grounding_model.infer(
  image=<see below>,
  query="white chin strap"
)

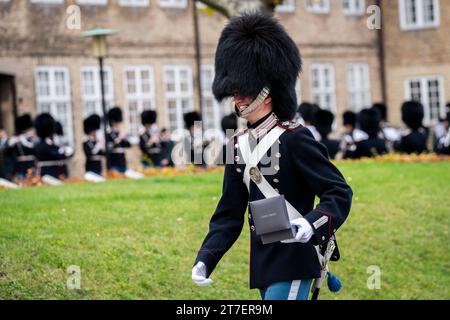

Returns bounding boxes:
[236,87,270,118]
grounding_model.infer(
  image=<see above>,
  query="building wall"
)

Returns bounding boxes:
[381,0,450,126]
[1,0,448,177]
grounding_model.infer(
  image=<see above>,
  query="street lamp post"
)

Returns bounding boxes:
[81,28,118,171]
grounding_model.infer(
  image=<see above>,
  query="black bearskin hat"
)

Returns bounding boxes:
[141,110,157,126]
[108,107,123,125]
[221,113,238,133]
[83,114,101,135]
[401,101,424,131]
[35,113,55,140]
[372,103,387,121]
[358,108,381,138]
[343,111,357,127]
[54,121,64,137]
[212,13,301,121]
[314,110,334,139]
[298,102,320,124]
[184,111,202,129]
[15,114,33,134]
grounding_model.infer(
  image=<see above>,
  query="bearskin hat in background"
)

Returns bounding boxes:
[221,113,238,133]
[372,103,388,122]
[212,13,301,121]
[184,112,202,129]
[141,110,157,126]
[15,114,33,134]
[54,121,64,137]
[314,110,334,139]
[35,113,55,140]
[343,111,357,127]
[83,114,101,135]
[401,101,424,131]
[358,108,381,138]
[298,102,320,124]
[108,107,123,125]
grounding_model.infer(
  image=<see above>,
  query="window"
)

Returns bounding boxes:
[201,65,231,132]
[76,0,108,5]
[30,0,64,3]
[118,0,149,7]
[164,65,194,132]
[123,66,156,141]
[81,66,114,117]
[347,63,371,112]
[399,0,440,30]
[305,0,330,14]
[276,0,295,13]
[35,66,74,146]
[342,0,365,16]
[159,0,187,8]
[310,64,336,113]
[405,76,445,125]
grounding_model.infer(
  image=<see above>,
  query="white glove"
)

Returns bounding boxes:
[192,262,213,287]
[281,218,314,244]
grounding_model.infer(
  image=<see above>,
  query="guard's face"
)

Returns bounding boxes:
[233,94,254,113]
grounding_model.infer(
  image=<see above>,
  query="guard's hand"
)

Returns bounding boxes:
[281,218,314,244]
[192,262,213,287]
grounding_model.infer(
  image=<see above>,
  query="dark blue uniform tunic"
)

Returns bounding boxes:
[195,115,353,289]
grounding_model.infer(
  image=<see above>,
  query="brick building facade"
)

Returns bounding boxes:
[0,0,448,177]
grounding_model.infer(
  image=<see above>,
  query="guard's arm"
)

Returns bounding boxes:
[290,127,353,245]
[194,152,248,278]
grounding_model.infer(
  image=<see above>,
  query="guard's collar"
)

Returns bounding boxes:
[246,112,278,140]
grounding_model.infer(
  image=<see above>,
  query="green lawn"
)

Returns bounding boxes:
[0,162,449,300]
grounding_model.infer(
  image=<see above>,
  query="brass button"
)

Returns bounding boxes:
[248,214,252,219]
[234,156,240,162]
[251,226,255,231]
[235,144,239,149]
[274,165,280,171]
[236,168,242,173]
[273,178,279,183]
[275,152,281,158]
[274,188,279,193]
[322,236,325,241]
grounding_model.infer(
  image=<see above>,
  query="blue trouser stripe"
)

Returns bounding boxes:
[260,279,313,300]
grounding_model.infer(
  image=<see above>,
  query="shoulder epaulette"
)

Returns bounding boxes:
[276,120,302,131]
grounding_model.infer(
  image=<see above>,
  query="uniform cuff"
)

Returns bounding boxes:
[304,209,334,246]
[194,249,219,278]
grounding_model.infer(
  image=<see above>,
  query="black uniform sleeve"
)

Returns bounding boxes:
[194,151,249,277]
[289,127,353,246]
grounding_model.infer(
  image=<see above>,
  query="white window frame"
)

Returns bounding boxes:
[30,0,64,3]
[164,65,194,132]
[118,0,149,7]
[305,0,330,14]
[159,0,187,9]
[35,66,74,146]
[81,66,114,117]
[342,0,365,16]
[76,0,108,5]
[399,0,440,30]
[347,63,371,112]
[404,76,446,126]
[201,64,232,132]
[123,65,156,143]
[276,0,295,13]
[310,64,336,113]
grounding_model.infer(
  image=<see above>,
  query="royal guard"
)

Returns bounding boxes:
[106,107,131,173]
[395,101,429,154]
[10,114,36,179]
[34,113,71,179]
[83,114,104,176]
[314,110,340,159]
[352,108,388,159]
[192,13,353,300]
[139,110,168,168]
